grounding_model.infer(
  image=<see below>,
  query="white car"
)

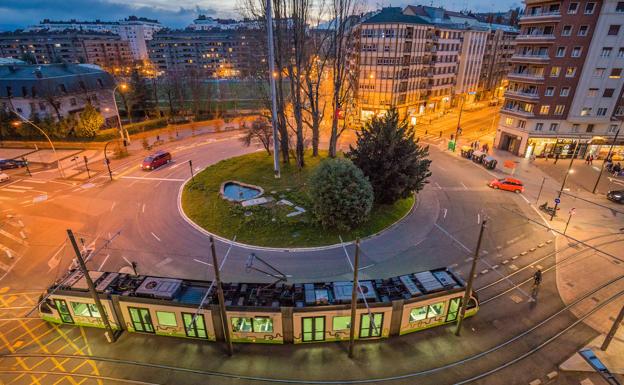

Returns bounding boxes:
[0,173,9,183]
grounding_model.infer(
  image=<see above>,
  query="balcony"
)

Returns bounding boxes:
[510,53,550,63]
[507,72,545,82]
[504,90,540,100]
[501,106,535,118]
[520,11,561,23]
[515,34,556,42]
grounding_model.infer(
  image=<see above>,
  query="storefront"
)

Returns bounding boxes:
[526,137,624,160]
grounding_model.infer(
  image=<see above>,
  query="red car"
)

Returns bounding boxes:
[141,151,171,170]
[488,177,524,193]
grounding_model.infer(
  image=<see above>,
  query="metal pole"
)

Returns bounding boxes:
[564,212,572,235]
[210,236,233,356]
[453,95,465,151]
[22,157,32,177]
[189,160,194,181]
[592,128,620,194]
[455,219,486,336]
[266,0,280,178]
[83,156,91,179]
[104,141,114,181]
[535,176,546,204]
[601,302,624,351]
[67,229,116,343]
[10,107,65,178]
[551,141,579,221]
[112,88,130,145]
[348,239,360,358]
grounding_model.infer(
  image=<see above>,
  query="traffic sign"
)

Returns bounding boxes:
[554,198,561,204]
[569,207,576,215]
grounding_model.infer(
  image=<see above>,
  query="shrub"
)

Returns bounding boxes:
[347,107,432,204]
[308,158,373,231]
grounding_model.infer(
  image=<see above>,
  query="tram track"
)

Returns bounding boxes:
[1,271,623,384]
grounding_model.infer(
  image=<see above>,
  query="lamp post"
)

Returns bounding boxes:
[266,0,281,179]
[10,111,65,179]
[112,83,131,145]
[551,141,579,221]
[453,92,475,151]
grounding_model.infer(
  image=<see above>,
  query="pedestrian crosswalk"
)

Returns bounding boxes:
[0,214,27,278]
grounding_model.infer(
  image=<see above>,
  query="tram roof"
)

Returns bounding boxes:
[51,267,465,309]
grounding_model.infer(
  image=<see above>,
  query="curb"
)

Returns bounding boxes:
[176,167,419,253]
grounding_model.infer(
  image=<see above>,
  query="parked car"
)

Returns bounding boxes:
[606,190,624,204]
[0,173,10,183]
[141,151,172,170]
[0,158,28,170]
[488,177,524,193]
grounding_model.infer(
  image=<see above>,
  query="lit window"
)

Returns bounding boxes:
[231,317,252,332]
[581,107,592,116]
[550,66,561,77]
[253,317,273,332]
[540,105,550,114]
[505,117,514,126]
[70,302,100,318]
[610,68,622,78]
[565,67,577,77]
[156,311,177,327]
[409,306,427,322]
[332,316,351,330]
[554,105,565,115]
[427,302,445,318]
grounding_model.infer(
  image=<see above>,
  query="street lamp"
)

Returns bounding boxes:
[9,112,65,179]
[112,83,131,145]
[453,92,476,151]
[551,141,579,220]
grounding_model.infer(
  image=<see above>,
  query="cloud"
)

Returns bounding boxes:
[0,0,231,31]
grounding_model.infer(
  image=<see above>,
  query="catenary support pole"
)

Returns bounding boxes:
[592,128,620,194]
[266,0,280,178]
[551,141,579,220]
[67,229,116,343]
[535,176,546,204]
[601,302,624,351]
[348,239,360,358]
[455,219,486,336]
[210,236,233,356]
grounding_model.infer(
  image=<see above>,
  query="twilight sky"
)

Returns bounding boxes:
[0,0,521,31]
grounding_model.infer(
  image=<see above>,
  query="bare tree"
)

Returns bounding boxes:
[240,117,273,154]
[328,0,357,157]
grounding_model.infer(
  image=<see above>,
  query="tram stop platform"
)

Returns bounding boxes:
[560,331,624,375]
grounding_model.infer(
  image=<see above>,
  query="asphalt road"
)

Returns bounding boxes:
[0,106,622,385]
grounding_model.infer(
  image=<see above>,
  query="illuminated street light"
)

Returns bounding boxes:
[112,83,131,145]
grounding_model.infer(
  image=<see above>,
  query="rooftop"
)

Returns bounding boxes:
[362,7,431,25]
[51,267,465,309]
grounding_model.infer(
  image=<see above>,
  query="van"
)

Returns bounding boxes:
[141,151,171,170]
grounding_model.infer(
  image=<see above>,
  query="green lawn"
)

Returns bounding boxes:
[181,151,414,247]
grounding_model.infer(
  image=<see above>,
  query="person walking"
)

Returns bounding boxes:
[586,154,591,165]
[533,269,542,287]
[589,154,594,165]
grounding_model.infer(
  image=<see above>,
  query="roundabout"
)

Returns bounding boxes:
[180,151,415,248]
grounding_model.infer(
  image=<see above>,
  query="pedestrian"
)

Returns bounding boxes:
[554,153,560,164]
[533,269,542,286]
[439,130,442,138]
[545,153,549,162]
[585,154,591,165]
[589,154,594,165]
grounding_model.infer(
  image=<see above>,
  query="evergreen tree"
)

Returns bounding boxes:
[76,104,104,138]
[347,107,432,204]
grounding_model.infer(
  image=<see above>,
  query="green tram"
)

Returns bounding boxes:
[39,267,479,344]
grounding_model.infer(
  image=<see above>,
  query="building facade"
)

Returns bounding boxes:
[0,31,133,69]
[479,26,518,99]
[188,15,255,31]
[0,63,118,125]
[28,17,163,61]
[147,29,256,77]
[495,0,624,159]
[350,6,496,121]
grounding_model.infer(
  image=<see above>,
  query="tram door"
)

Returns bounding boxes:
[128,307,154,333]
[446,297,461,322]
[359,313,383,338]
[302,316,325,342]
[54,299,74,324]
[182,313,208,339]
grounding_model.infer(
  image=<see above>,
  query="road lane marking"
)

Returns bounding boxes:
[155,257,172,268]
[477,213,481,224]
[47,244,66,271]
[9,185,34,190]
[434,182,442,190]
[1,189,26,193]
[151,232,161,242]
[20,179,46,184]
[0,229,26,245]
[98,254,110,271]
[110,202,116,212]
[460,182,468,190]
[120,176,185,182]
[443,208,448,219]
[142,204,146,213]
[193,258,212,266]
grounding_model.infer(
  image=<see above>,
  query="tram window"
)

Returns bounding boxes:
[253,317,273,333]
[427,302,444,318]
[156,311,177,327]
[70,302,101,318]
[333,316,351,331]
[231,317,253,332]
[409,306,427,322]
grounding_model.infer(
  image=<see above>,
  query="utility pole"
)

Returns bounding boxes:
[535,176,546,204]
[551,141,579,221]
[210,236,233,356]
[266,0,280,179]
[453,95,466,151]
[601,302,624,351]
[563,208,575,235]
[22,157,31,177]
[189,159,194,182]
[348,239,360,358]
[67,229,116,343]
[592,128,620,194]
[455,219,486,336]
[83,156,91,179]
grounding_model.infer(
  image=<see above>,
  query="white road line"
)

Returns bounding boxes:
[1,189,26,193]
[435,182,442,190]
[151,232,161,242]
[0,197,13,201]
[120,176,185,182]
[193,258,212,266]
[434,223,471,253]
[460,182,468,190]
[98,254,110,271]
[359,264,374,270]
[155,257,172,268]
[443,208,448,219]
[9,185,34,190]
[0,229,26,245]
[477,213,481,224]
[519,193,530,204]
[123,256,133,266]
[110,202,116,212]
[20,179,46,184]
[20,200,30,204]
[142,204,146,213]
[47,243,66,270]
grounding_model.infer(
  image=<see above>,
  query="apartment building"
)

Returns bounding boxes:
[351,6,493,121]
[0,31,133,69]
[0,63,118,125]
[188,15,255,31]
[495,0,624,159]
[147,29,256,78]
[28,17,163,61]
[479,26,518,99]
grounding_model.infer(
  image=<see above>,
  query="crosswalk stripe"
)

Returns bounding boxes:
[0,229,26,245]
[0,243,16,259]
[1,189,26,193]
[19,180,46,184]
[8,185,34,190]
